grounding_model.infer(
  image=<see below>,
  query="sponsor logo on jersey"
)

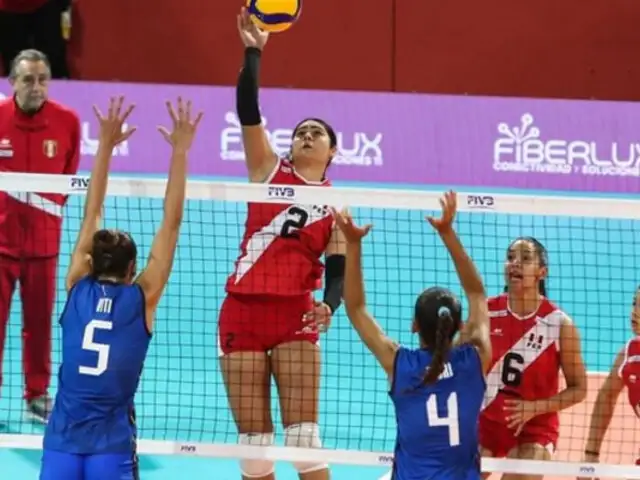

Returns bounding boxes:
[220,112,384,167]
[494,113,640,178]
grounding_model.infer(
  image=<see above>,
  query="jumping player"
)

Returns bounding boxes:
[335,191,491,480]
[581,286,640,468]
[217,8,346,480]
[39,96,203,480]
[479,237,587,479]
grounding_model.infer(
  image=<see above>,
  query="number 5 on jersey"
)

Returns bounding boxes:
[426,392,460,446]
[79,319,113,376]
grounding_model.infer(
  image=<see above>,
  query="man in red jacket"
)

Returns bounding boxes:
[0,49,80,423]
[0,0,70,78]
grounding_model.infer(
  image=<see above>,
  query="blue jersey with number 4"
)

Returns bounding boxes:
[44,276,151,455]
[389,343,485,480]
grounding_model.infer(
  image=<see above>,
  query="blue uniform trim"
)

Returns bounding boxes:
[134,282,152,338]
[389,348,401,395]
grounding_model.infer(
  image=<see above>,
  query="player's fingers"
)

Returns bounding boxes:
[120,103,135,124]
[92,105,104,121]
[165,100,178,124]
[114,95,125,118]
[362,224,373,235]
[120,127,137,142]
[185,99,192,122]
[156,126,171,142]
[193,111,204,130]
[107,97,116,119]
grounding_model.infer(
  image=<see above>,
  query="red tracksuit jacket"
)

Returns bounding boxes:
[0,97,81,258]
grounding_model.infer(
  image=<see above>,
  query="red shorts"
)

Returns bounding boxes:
[217,293,318,355]
[479,391,559,458]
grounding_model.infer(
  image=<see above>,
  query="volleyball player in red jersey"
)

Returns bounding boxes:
[478,237,587,479]
[581,287,640,468]
[217,8,346,480]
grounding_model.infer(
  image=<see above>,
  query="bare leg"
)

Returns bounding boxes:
[500,444,551,480]
[221,351,275,480]
[271,340,327,480]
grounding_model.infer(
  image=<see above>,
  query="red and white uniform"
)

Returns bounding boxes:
[618,337,640,418]
[218,159,334,355]
[479,294,568,457]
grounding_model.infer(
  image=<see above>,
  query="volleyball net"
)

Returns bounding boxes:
[0,172,639,479]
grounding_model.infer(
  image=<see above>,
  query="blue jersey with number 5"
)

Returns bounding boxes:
[44,276,151,454]
[389,344,485,480]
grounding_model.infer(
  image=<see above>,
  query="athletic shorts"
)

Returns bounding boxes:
[479,391,558,458]
[218,293,318,355]
[40,450,138,480]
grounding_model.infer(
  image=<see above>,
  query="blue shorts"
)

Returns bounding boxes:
[40,450,138,480]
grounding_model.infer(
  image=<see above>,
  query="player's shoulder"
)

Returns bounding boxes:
[536,297,571,326]
[44,99,80,126]
[487,293,509,316]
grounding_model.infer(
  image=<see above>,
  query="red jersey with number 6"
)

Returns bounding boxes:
[618,337,640,418]
[225,158,334,297]
[480,294,566,425]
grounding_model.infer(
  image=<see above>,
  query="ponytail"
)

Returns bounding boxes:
[422,307,454,385]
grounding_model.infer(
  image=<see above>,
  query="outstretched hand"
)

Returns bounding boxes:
[330,208,372,244]
[237,6,269,50]
[426,190,457,233]
[157,97,204,151]
[92,96,136,147]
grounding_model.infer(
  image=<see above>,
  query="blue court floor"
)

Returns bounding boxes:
[0,182,637,478]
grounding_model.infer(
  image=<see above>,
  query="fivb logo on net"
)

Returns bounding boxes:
[493,113,640,177]
[0,90,129,158]
[220,112,384,167]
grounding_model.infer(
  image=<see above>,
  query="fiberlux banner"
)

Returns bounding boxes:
[0,80,638,194]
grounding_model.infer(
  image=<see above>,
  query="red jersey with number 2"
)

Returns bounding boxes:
[618,337,640,418]
[481,294,565,425]
[225,158,334,297]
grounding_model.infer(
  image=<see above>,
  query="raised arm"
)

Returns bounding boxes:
[65,97,136,292]
[136,98,203,329]
[427,191,491,372]
[582,348,625,465]
[236,8,277,182]
[332,209,398,375]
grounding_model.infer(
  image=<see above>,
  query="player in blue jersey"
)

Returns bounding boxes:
[332,191,492,480]
[39,95,203,480]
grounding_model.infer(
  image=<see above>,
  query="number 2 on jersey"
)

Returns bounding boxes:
[426,392,460,446]
[280,206,309,238]
[79,319,112,376]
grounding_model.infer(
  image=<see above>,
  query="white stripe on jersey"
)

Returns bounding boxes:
[233,204,330,284]
[483,310,566,410]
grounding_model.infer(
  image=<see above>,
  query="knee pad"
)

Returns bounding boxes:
[284,422,327,474]
[239,432,275,478]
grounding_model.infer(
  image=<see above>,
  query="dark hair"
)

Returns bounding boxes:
[503,236,548,296]
[90,229,137,280]
[414,287,463,385]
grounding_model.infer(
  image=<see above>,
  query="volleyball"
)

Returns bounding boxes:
[246,0,302,33]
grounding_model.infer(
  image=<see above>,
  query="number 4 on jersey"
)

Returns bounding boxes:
[426,392,460,446]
